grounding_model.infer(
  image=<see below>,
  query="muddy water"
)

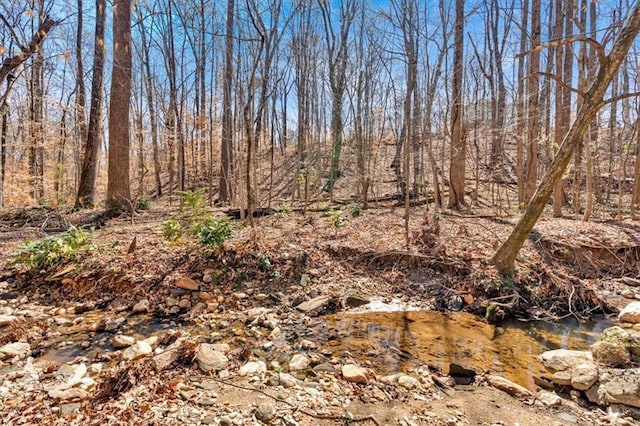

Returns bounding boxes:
[310,311,611,389]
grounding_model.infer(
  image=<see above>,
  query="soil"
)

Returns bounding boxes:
[1,201,639,425]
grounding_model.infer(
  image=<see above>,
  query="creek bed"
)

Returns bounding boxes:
[308,310,612,389]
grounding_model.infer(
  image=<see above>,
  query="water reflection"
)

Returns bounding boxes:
[311,311,609,389]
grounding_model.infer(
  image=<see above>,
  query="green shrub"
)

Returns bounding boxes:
[136,197,151,210]
[328,208,347,229]
[195,217,232,247]
[15,226,91,271]
[163,189,233,249]
[162,218,184,242]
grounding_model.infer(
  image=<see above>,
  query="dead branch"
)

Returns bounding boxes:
[516,36,606,65]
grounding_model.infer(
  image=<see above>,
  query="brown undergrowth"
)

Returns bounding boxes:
[0,202,634,323]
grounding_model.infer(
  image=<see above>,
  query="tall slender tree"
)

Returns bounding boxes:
[75,0,106,208]
[106,0,133,212]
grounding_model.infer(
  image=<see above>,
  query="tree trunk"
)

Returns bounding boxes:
[524,0,541,203]
[448,0,466,209]
[106,0,132,212]
[492,1,640,275]
[75,0,106,208]
[219,0,235,203]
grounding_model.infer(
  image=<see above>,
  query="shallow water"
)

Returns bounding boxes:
[310,310,611,389]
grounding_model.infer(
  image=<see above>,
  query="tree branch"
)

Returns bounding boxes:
[0,14,59,85]
[517,36,606,65]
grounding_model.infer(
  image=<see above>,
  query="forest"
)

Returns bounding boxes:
[1,0,640,425]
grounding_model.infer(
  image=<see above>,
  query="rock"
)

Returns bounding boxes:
[397,374,421,390]
[342,364,371,384]
[591,327,634,367]
[142,336,159,349]
[112,334,136,348]
[296,295,331,313]
[379,373,402,384]
[551,371,572,386]
[178,299,191,309]
[67,363,87,386]
[446,295,464,311]
[288,354,310,371]
[60,403,82,415]
[255,293,268,301]
[0,342,30,360]
[53,317,71,326]
[619,302,640,324]
[176,276,199,291]
[195,344,228,372]
[255,402,276,423]
[0,314,17,326]
[487,375,533,398]
[132,299,150,313]
[346,295,370,308]
[537,390,563,407]
[202,274,213,284]
[571,362,599,391]
[210,343,231,353]
[48,386,89,401]
[199,291,214,301]
[153,350,178,371]
[88,363,103,374]
[218,417,232,426]
[121,341,152,361]
[278,373,298,388]
[238,360,267,376]
[597,368,640,408]
[540,349,592,372]
[104,317,126,331]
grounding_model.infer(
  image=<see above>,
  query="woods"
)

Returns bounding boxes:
[1,0,640,266]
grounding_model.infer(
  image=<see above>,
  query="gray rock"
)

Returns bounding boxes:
[238,360,266,376]
[446,295,464,311]
[570,362,599,391]
[540,349,592,372]
[296,295,331,313]
[120,341,153,361]
[619,302,640,324]
[48,386,89,401]
[66,363,87,386]
[278,373,298,388]
[397,374,421,390]
[551,371,572,386]
[597,368,640,408]
[255,403,276,423]
[0,341,30,360]
[486,374,533,398]
[195,344,228,372]
[342,364,371,384]
[153,350,178,371]
[288,353,310,371]
[112,334,135,348]
[537,390,563,407]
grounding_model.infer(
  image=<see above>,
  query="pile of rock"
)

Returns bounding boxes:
[540,320,640,409]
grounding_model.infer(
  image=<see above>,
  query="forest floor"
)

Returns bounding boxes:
[1,199,640,425]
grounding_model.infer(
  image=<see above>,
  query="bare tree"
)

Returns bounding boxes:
[448,0,466,209]
[76,0,106,208]
[492,1,640,275]
[106,0,133,212]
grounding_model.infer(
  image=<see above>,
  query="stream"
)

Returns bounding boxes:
[310,309,611,389]
[29,302,612,391]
